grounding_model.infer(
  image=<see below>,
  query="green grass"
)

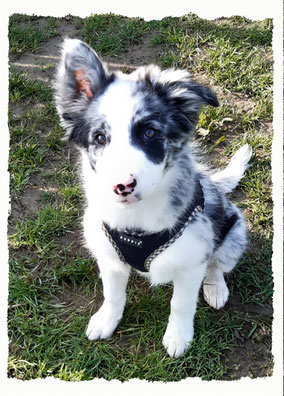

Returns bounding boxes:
[10,258,269,381]
[76,13,150,56]
[231,238,273,306]
[9,73,53,104]
[8,13,273,382]
[9,140,46,194]
[156,15,273,113]
[9,72,63,194]
[199,39,272,97]
[9,14,57,53]
[10,203,80,255]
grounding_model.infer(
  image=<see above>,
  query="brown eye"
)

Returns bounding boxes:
[144,129,156,139]
[95,133,106,145]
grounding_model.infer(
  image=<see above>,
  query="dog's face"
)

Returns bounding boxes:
[55,39,218,206]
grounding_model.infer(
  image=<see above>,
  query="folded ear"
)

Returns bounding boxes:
[187,82,219,108]
[141,65,218,107]
[54,38,110,135]
[133,65,218,136]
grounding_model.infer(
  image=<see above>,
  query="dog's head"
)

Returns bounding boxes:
[54,39,218,206]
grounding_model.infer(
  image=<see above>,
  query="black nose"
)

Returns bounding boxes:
[117,184,125,192]
[113,177,137,195]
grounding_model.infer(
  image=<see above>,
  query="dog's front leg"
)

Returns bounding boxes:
[86,263,130,341]
[162,265,206,357]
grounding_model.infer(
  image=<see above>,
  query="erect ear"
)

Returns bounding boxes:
[74,69,94,98]
[54,38,110,134]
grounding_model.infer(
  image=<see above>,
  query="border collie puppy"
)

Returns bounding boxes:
[54,38,252,358]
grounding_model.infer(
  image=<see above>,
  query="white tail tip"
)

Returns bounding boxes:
[211,144,252,193]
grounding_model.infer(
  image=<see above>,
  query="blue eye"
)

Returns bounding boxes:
[95,133,106,145]
[144,129,157,139]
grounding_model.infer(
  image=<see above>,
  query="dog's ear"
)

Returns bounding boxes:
[54,38,110,135]
[137,65,218,109]
[133,66,218,137]
[185,82,219,108]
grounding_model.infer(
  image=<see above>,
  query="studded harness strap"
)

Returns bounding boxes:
[101,180,205,272]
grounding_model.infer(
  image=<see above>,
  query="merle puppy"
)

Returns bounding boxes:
[54,39,252,357]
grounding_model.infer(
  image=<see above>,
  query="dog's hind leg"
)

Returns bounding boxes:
[203,263,229,309]
[203,213,247,309]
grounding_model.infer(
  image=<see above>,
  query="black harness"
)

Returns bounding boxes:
[102,180,240,272]
[102,181,205,272]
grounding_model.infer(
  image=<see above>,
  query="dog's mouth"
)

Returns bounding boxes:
[115,194,140,205]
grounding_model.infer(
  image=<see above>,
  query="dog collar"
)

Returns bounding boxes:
[102,180,204,272]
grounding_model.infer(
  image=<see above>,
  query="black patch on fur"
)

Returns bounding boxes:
[168,156,194,210]
[62,112,73,121]
[219,213,239,242]
[130,119,166,164]
[69,116,91,148]
[188,83,219,107]
[134,83,192,145]
[206,198,225,231]
[204,184,240,248]
[131,77,218,166]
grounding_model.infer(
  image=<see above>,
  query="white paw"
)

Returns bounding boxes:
[203,276,229,309]
[86,305,122,341]
[162,323,193,358]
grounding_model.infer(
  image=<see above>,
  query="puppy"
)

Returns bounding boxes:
[54,38,252,358]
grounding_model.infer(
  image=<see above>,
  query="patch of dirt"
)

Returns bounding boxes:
[222,338,273,380]
[10,20,163,86]
[8,172,42,229]
[194,72,257,112]
[9,18,81,83]
[9,170,51,223]
[51,284,103,321]
[227,293,273,317]
[20,182,44,212]
[9,141,79,220]
[9,102,27,120]
[104,32,163,72]
[55,229,89,258]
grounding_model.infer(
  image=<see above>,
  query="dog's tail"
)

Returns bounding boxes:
[210,144,252,193]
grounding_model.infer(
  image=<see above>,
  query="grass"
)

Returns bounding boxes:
[9,14,57,53]
[157,15,273,117]
[9,72,63,194]
[9,258,267,381]
[10,203,80,256]
[8,13,273,381]
[75,13,150,56]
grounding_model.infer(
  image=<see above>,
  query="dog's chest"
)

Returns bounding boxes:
[101,181,205,272]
